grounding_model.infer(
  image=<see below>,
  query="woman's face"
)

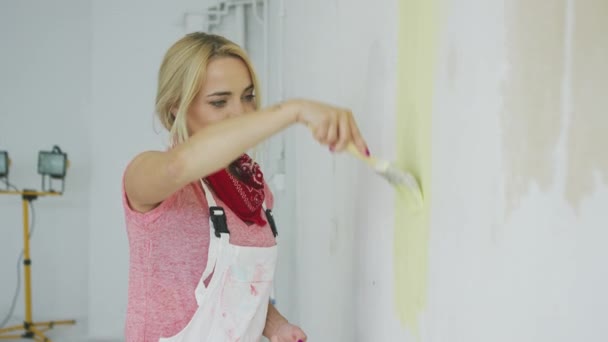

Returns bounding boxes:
[187,56,256,135]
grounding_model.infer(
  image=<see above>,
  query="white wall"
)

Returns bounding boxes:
[280,0,401,341]
[284,0,608,341]
[424,1,608,341]
[0,1,92,339]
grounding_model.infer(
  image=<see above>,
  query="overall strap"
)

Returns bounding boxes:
[201,179,229,237]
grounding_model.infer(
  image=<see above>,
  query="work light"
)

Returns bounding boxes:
[38,145,68,192]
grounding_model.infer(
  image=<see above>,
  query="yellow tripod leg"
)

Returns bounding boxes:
[0,191,76,341]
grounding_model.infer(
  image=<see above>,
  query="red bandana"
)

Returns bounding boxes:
[204,154,266,226]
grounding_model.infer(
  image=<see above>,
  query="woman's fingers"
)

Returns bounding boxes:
[349,116,368,156]
[334,110,351,152]
[314,125,326,143]
[325,113,339,148]
[296,329,308,341]
[315,109,366,155]
[294,100,367,153]
[313,115,328,143]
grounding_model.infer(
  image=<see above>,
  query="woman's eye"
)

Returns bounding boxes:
[210,100,227,108]
[244,94,256,102]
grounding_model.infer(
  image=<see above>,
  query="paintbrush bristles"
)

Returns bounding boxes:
[346,143,423,206]
[376,163,424,206]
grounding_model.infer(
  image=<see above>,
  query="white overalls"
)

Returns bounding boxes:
[160,180,278,342]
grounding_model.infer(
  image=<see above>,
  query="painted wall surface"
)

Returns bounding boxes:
[286,0,608,341]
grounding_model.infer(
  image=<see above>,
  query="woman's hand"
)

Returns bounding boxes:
[285,99,369,155]
[269,322,307,342]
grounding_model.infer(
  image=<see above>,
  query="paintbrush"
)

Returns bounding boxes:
[346,143,423,206]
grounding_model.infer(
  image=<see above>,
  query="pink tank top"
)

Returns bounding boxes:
[122,172,276,342]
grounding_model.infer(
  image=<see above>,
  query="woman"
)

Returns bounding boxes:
[122,32,369,342]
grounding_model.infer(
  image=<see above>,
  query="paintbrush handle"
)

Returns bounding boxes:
[305,124,378,167]
[346,143,378,167]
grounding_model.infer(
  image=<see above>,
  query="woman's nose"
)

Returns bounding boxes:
[227,101,246,118]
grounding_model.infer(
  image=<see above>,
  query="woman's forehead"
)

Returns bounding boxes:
[203,57,252,91]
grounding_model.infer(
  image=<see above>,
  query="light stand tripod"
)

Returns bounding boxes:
[0,189,76,341]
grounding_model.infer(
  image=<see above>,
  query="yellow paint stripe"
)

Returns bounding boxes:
[394,0,440,334]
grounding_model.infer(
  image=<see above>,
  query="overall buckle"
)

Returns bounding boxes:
[209,206,229,237]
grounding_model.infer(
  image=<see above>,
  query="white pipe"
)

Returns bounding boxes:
[263,0,269,106]
[212,1,230,17]
[252,0,264,25]
[277,0,286,177]
[234,3,246,48]
[250,0,268,105]
[278,0,285,101]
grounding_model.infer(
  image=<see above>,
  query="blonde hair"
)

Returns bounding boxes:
[155,32,261,145]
